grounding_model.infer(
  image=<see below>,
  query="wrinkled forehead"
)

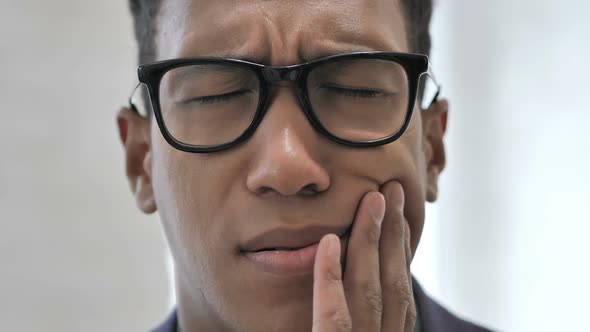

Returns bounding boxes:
[155,0,408,64]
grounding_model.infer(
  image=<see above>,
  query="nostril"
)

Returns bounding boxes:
[258,186,273,195]
[300,183,322,196]
[255,183,324,197]
[246,155,332,196]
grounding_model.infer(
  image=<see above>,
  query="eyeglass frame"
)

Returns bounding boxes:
[129,51,441,153]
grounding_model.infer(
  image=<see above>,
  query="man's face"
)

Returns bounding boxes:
[119,0,447,330]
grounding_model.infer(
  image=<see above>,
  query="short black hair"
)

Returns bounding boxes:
[129,0,433,64]
[129,0,161,65]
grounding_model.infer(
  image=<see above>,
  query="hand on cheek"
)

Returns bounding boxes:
[312,181,415,332]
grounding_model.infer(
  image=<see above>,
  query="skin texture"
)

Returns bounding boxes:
[117,0,448,330]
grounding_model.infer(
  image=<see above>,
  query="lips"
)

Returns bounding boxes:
[240,225,351,252]
[240,225,351,275]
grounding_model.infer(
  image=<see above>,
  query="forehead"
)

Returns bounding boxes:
[155,0,408,64]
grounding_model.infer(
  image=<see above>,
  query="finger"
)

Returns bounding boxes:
[342,191,385,331]
[378,181,416,332]
[312,234,352,332]
[403,219,416,332]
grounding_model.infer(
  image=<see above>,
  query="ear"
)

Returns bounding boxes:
[117,107,157,214]
[421,99,449,202]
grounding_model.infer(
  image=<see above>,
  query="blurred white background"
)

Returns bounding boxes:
[1,0,588,331]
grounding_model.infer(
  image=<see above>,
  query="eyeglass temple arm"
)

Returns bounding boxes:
[421,66,442,110]
[128,82,141,113]
[429,66,441,97]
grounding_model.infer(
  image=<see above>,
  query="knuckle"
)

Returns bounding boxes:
[389,279,413,309]
[406,303,418,325]
[354,280,383,315]
[361,289,383,316]
[328,308,353,331]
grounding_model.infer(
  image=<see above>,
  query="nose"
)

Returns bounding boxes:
[246,87,331,197]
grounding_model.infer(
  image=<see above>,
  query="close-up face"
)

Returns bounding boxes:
[122,0,447,330]
[5,0,589,330]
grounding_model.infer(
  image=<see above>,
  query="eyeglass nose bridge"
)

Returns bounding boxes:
[261,67,302,84]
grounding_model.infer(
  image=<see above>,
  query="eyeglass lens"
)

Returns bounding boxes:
[155,59,411,147]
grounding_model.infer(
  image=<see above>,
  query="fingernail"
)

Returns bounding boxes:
[368,192,385,225]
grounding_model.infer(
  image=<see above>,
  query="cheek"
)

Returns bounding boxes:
[150,130,220,283]
[349,111,426,255]
[150,126,251,282]
[399,112,428,254]
[325,111,427,255]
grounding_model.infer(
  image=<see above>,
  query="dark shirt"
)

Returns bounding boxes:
[152,278,493,332]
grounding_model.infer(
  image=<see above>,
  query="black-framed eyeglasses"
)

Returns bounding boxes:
[129,51,441,153]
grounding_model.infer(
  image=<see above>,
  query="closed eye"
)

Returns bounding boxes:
[180,89,254,105]
[321,84,385,98]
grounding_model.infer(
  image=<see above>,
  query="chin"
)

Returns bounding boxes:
[242,302,314,332]
[220,269,315,331]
